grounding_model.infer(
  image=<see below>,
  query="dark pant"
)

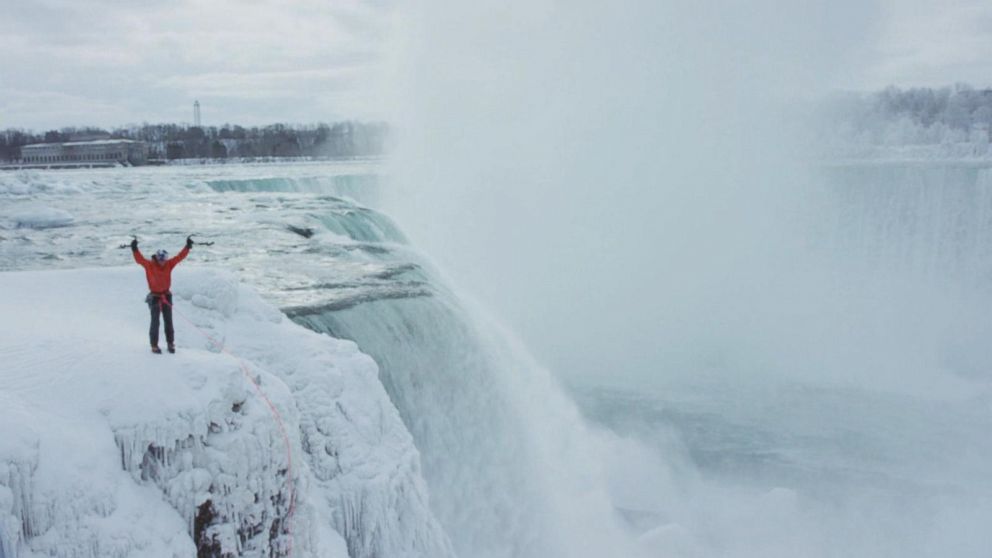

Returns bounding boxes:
[146,293,174,347]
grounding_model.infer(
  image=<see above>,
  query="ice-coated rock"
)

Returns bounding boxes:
[0,266,452,558]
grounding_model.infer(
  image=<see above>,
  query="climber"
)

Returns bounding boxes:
[131,236,193,354]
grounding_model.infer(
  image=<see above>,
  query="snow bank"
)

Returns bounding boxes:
[0,266,450,558]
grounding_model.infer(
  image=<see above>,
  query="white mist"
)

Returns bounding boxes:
[377,1,992,557]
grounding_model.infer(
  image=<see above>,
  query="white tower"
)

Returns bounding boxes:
[193,100,201,127]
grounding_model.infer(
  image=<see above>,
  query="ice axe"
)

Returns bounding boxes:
[188,233,215,247]
[117,235,138,249]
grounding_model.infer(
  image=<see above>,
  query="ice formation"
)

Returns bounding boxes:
[0,266,451,558]
[4,206,74,229]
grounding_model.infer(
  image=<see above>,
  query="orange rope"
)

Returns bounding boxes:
[158,294,297,556]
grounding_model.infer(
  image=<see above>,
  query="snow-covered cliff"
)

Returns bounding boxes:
[0,266,452,558]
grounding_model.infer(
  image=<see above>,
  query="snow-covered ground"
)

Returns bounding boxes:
[0,265,450,558]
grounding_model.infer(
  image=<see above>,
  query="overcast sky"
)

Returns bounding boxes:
[3,0,992,131]
[0,0,392,130]
[861,0,992,89]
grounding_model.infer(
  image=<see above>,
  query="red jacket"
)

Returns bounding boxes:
[133,246,190,293]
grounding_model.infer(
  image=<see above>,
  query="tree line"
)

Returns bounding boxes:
[824,83,992,145]
[0,121,388,161]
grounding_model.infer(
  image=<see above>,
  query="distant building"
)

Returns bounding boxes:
[68,132,112,142]
[20,139,148,166]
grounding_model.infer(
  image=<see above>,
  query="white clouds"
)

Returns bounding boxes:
[5,0,992,129]
[155,67,367,101]
[860,0,992,88]
[0,89,124,131]
[0,0,390,129]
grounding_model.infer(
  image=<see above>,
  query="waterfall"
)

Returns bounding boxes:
[819,163,992,285]
[205,174,382,206]
[193,176,636,556]
[804,161,992,388]
[287,218,635,557]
